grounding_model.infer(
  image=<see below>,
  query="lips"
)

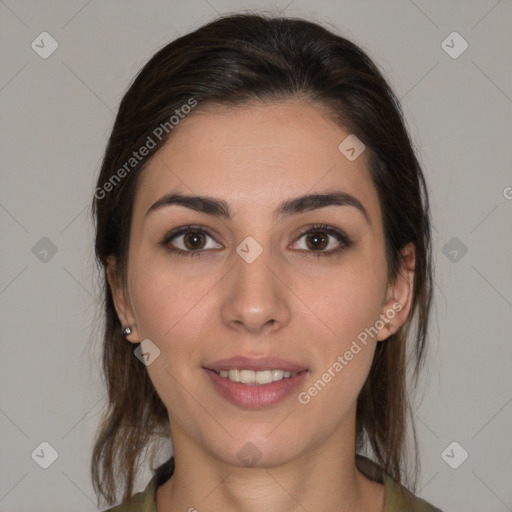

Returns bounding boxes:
[203,356,309,408]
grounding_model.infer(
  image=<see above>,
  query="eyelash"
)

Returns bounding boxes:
[158,223,353,259]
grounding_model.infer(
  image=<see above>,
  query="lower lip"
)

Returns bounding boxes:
[204,369,308,409]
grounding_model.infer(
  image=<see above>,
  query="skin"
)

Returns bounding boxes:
[107,99,415,512]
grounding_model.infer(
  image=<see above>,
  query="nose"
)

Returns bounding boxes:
[220,243,291,335]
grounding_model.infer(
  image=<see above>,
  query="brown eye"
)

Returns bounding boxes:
[305,232,329,251]
[292,224,353,258]
[159,225,223,258]
[182,230,207,250]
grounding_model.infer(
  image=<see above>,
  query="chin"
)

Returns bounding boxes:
[202,431,308,470]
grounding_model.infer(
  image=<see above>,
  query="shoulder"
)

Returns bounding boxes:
[102,494,144,512]
[101,479,156,512]
[102,455,174,512]
[383,473,444,512]
[356,454,443,512]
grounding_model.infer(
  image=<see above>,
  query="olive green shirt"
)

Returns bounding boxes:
[104,454,443,512]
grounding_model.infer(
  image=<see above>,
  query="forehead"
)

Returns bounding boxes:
[132,100,381,224]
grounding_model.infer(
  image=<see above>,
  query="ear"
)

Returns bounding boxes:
[376,242,415,342]
[106,255,140,343]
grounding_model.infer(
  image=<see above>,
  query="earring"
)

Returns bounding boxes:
[122,326,132,337]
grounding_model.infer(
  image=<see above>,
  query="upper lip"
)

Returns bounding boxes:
[204,356,308,373]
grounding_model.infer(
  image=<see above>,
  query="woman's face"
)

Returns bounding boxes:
[109,99,412,467]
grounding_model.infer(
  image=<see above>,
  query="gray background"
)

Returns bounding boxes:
[1,0,511,511]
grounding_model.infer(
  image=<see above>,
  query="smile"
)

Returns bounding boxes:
[214,369,299,385]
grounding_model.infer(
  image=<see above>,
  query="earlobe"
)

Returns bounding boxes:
[376,242,416,342]
[106,256,139,343]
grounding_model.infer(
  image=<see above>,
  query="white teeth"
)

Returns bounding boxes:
[216,368,298,384]
[272,369,284,381]
[255,370,272,384]
[228,369,240,382]
[239,369,255,384]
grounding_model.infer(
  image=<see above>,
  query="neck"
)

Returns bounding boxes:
[156,428,385,512]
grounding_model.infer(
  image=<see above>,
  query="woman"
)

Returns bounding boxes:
[91,13,443,512]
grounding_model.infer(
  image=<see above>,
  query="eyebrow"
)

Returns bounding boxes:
[145,191,370,224]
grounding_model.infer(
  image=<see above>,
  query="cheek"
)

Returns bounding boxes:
[295,251,386,401]
[127,254,221,381]
[296,271,382,417]
[127,260,211,410]
[301,257,386,346]
[128,255,203,336]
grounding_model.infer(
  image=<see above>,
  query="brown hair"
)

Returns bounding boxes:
[90,12,433,506]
